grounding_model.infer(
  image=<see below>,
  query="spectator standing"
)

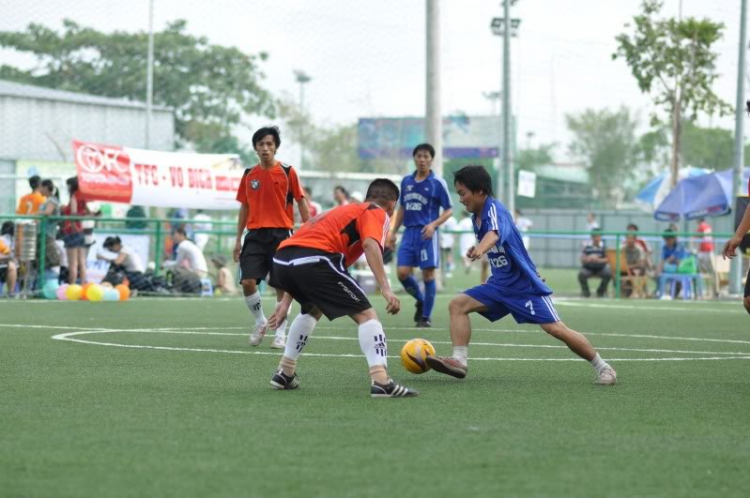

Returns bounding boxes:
[0,227,17,297]
[333,185,350,206]
[586,212,600,232]
[578,229,611,298]
[193,209,212,251]
[303,187,322,218]
[694,217,714,274]
[125,205,148,230]
[39,180,62,270]
[440,215,458,278]
[61,177,90,285]
[16,175,45,215]
[514,209,533,250]
[457,212,476,274]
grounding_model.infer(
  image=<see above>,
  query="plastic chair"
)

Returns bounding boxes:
[658,273,701,300]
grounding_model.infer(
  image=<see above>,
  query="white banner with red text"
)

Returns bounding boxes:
[73,140,245,209]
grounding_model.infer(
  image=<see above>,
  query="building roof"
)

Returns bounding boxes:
[533,164,589,184]
[0,79,172,112]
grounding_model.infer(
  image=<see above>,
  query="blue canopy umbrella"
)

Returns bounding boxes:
[654,169,750,222]
[635,167,710,211]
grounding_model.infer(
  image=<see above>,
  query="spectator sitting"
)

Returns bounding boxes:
[98,236,147,290]
[192,209,212,251]
[0,233,17,297]
[164,227,208,294]
[211,254,238,296]
[658,228,687,275]
[333,185,350,206]
[621,234,649,297]
[578,228,612,298]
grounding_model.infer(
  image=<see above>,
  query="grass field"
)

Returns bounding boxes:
[2,274,750,497]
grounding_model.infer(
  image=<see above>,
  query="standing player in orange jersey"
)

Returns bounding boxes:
[234,126,310,349]
[265,179,418,398]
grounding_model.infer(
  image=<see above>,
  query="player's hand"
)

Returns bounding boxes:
[467,245,481,261]
[386,231,397,250]
[723,236,742,260]
[233,240,242,263]
[268,300,291,330]
[382,289,401,315]
[421,223,436,240]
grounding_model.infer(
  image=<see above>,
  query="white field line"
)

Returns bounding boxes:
[48,329,750,362]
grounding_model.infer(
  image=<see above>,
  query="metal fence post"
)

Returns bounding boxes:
[153,220,163,276]
[614,233,621,299]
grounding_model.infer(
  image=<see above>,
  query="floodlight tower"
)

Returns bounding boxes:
[294,70,312,169]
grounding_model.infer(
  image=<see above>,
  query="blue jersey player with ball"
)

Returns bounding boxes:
[426,165,617,385]
[387,143,453,328]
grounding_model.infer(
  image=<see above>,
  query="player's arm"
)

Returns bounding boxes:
[421,208,453,240]
[234,203,249,263]
[723,204,750,259]
[467,230,500,261]
[297,197,311,223]
[386,206,404,249]
[363,237,400,315]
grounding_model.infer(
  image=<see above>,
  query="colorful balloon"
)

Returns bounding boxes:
[86,284,105,302]
[66,284,83,301]
[56,284,69,301]
[115,284,131,301]
[42,280,59,300]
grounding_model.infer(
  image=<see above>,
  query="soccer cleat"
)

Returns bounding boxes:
[270,336,286,349]
[416,317,432,328]
[425,355,468,379]
[270,369,300,390]
[413,300,424,323]
[249,321,268,347]
[596,366,617,386]
[370,379,419,398]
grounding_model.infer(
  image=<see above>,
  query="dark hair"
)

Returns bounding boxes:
[365,179,399,202]
[1,221,13,236]
[29,175,41,190]
[663,228,677,239]
[453,165,494,196]
[626,223,638,231]
[591,228,602,235]
[66,176,79,194]
[103,236,121,249]
[174,227,187,237]
[412,143,435,158]
[334,185,349,197]
[252,126,281,149]
[41,179,59,199]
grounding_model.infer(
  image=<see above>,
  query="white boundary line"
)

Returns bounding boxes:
[48,328,750,362]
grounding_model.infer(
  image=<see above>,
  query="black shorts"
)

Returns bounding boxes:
[271,246,372,321]
[745,267,750,298]
[239,228,292,283]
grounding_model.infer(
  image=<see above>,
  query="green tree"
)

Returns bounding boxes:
[516,143,556,171]
[0,19,274,152]
[566,107,640,207]
[680,122,734,170]
[613,0,731,188]
[276,96,366,173]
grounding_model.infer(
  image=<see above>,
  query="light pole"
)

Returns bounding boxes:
[491,1,520,211]
[145,0,155,149]
[426,0,443,176]
[731,0,748,294]
[294,70,311,169]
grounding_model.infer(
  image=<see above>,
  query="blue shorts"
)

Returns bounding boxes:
[63,232,86,249]
[464,283,560,325]
[397,226,439,270]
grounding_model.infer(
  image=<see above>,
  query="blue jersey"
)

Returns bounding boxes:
[473,197,552,295]
[400,171,453,227]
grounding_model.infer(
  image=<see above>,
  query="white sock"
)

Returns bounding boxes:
[274,300,290,338]
[283,313,317,360]
[590,353,609,374]
[358,319,388,369]
[244,292,266,324]
[452,346,468,367]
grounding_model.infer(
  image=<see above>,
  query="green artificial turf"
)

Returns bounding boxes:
[2,286,749,497]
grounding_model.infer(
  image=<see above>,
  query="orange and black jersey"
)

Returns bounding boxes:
[236,162,304,230]
[278,202,390,267]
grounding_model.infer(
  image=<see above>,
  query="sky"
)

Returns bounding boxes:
[0,0,746,165]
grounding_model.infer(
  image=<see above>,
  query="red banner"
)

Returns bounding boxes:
[73,140,134,203]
